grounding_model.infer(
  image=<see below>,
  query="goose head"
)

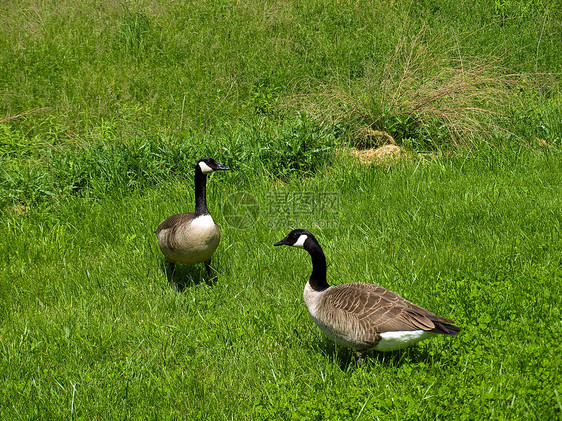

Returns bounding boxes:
[274,229,319,250]
[197,157,230,174]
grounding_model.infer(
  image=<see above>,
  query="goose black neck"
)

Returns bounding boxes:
[306,241,329,291]
[194,167,209,217]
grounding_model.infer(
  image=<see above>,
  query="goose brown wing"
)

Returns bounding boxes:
[322,283,452,333]
[155,213,195,234]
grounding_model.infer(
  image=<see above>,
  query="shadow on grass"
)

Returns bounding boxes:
[316,338,434,371]
[160,261,218,291]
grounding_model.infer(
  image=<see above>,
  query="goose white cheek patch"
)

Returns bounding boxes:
[293,235,308,248]
[198,161,214,174]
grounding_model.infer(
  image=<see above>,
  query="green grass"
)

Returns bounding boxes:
[1,0,560,146]
[1,0,561,418]
[1,146,560,419]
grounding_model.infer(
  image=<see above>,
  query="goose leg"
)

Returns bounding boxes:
[168,261,176,289]
[204,259,214,285]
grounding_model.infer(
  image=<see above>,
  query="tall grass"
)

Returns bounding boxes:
[289,29,520,149]
[1,0,560,147]
[0,116,335,210]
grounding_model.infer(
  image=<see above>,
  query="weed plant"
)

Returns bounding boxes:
[0,116,334,210]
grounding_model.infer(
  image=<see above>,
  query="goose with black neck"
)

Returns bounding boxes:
[274,229,461,363]
[156,157,229,286]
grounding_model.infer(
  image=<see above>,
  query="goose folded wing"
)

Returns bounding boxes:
[323,283,449,333]
[155,212,195,234]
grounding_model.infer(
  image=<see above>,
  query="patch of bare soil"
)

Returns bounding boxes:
[12,205,29,215]
[347,144,406,165]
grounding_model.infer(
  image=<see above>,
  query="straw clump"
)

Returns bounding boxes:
[290,28,516,149]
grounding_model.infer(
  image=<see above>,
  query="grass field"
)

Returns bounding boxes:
[1,146,561,418]
[1,0,561,419]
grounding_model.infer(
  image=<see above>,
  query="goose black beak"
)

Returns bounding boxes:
[274,238,287,246]
[216,163,230,171]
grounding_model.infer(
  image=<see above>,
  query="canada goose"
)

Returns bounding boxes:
[156,157,229,285]
[274,229,461,361]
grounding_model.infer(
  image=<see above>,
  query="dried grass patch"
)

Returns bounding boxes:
[287,28,519,148]
[344,144,407,165]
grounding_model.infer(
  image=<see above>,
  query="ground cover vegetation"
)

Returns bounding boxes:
[1,0,561,418]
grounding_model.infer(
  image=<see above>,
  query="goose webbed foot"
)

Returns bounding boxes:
[355,350,368,367]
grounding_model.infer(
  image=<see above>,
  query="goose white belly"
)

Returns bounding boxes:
[374,330,436,351]
[160,214,220,264]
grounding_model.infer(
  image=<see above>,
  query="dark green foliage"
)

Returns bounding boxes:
[0,132,201,208]
[0,116,335,209]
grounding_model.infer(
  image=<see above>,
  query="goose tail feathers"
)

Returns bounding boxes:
[432,322,462,336]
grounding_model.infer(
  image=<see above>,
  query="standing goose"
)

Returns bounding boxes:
[274,229,461,361]
[156,157,229,284]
